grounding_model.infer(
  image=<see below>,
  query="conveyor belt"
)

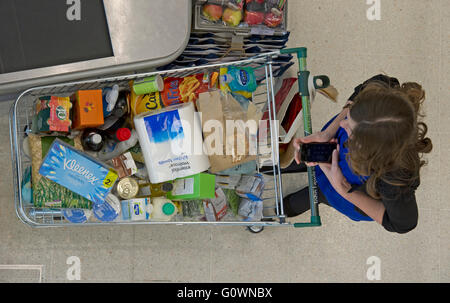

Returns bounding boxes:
[0,0,113,74]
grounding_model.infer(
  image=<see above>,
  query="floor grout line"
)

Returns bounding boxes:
[0,264,44,282]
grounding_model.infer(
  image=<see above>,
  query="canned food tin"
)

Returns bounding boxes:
[116,177,139,199]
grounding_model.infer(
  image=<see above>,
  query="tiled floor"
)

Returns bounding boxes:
[0,0,448,282]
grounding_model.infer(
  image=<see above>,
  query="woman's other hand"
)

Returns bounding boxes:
[318,144,352,196]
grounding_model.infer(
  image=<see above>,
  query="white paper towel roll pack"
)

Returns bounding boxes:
[134,102,210,183]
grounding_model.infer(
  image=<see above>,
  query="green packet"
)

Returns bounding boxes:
[33,177,92,209]
[222,188,240,216]
[178,200,204,218]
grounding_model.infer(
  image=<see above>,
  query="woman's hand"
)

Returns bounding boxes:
[293,131,337,165]
[318,144,352,196]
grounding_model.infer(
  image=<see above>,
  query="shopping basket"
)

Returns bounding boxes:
[9,47,329,231]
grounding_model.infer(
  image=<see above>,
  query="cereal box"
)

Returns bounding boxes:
[35,96,72,133]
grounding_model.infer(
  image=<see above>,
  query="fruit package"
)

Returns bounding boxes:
[244,0,286,28]
[201,0,286,29]
[201,0,244,27]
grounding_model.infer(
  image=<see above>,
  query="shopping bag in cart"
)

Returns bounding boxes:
[197,90,262,173]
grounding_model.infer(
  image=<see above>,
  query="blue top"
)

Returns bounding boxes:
[315,115,373,222]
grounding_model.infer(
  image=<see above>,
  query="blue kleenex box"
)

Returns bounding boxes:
[39,139,118,204]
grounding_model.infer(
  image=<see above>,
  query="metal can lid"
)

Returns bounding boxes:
[117,177,139,199]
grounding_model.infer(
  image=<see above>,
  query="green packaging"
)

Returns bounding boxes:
[167,173,216,201]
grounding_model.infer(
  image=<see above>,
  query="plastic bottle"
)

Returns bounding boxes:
[81,128,104,152]
[219,66,257,92]
[110,90,129,118]
[100,90,129,131]
[97,129,139,161]
[102,84,120,117]
[100,116,129,140]
[137,182,174,198]
[150,197,177,221]
[107,127,132,143]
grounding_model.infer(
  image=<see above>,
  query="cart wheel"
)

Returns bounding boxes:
[247,225,264,233]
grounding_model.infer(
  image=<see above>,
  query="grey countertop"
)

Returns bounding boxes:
[0,0,191,96]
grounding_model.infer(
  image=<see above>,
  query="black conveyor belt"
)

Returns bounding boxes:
[0,0,113,74]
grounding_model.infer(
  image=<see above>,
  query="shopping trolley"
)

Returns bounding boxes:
[9,47,330,231]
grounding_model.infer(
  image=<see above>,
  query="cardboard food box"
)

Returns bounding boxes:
[39,139,118,205]
[35,96,72,133]
[167,173,216,201]
[28,134,92,209]
[71,89,104,129]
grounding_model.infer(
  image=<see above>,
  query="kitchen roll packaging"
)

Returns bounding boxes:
[134,102,210,184]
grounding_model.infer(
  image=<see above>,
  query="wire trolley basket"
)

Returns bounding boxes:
[9,48,328,230]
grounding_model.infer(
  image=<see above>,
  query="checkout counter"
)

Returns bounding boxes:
[0,0,191,96]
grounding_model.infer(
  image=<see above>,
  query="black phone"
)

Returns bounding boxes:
[299,142,337,163]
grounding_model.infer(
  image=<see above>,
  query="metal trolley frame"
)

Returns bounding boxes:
[9,48,328,230]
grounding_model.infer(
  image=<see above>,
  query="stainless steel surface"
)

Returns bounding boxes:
[0,0,191,95]
[9,52,289,228]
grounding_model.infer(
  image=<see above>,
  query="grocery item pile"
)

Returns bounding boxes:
[21,65,270,224]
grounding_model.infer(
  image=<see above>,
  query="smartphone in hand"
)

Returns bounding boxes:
[299,142,337,163]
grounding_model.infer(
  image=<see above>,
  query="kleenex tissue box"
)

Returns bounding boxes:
[39,139,118,204]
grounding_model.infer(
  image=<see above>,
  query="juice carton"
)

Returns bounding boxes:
[35,96,72,132]
[167,173,216,201]
[71,90,104,129]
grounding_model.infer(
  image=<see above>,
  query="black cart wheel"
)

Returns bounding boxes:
[247,225,264,233]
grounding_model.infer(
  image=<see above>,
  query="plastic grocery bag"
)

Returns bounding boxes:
[238,198,263,221]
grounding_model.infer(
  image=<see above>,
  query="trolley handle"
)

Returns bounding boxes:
[280,47,331,228]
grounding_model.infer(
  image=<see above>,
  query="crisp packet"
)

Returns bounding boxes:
[39,139,118,204]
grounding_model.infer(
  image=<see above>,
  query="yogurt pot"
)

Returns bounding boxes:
[121,198,152,221]
[150,197,177,221]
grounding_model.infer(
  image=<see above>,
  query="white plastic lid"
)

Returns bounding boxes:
[91,133,102,144]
